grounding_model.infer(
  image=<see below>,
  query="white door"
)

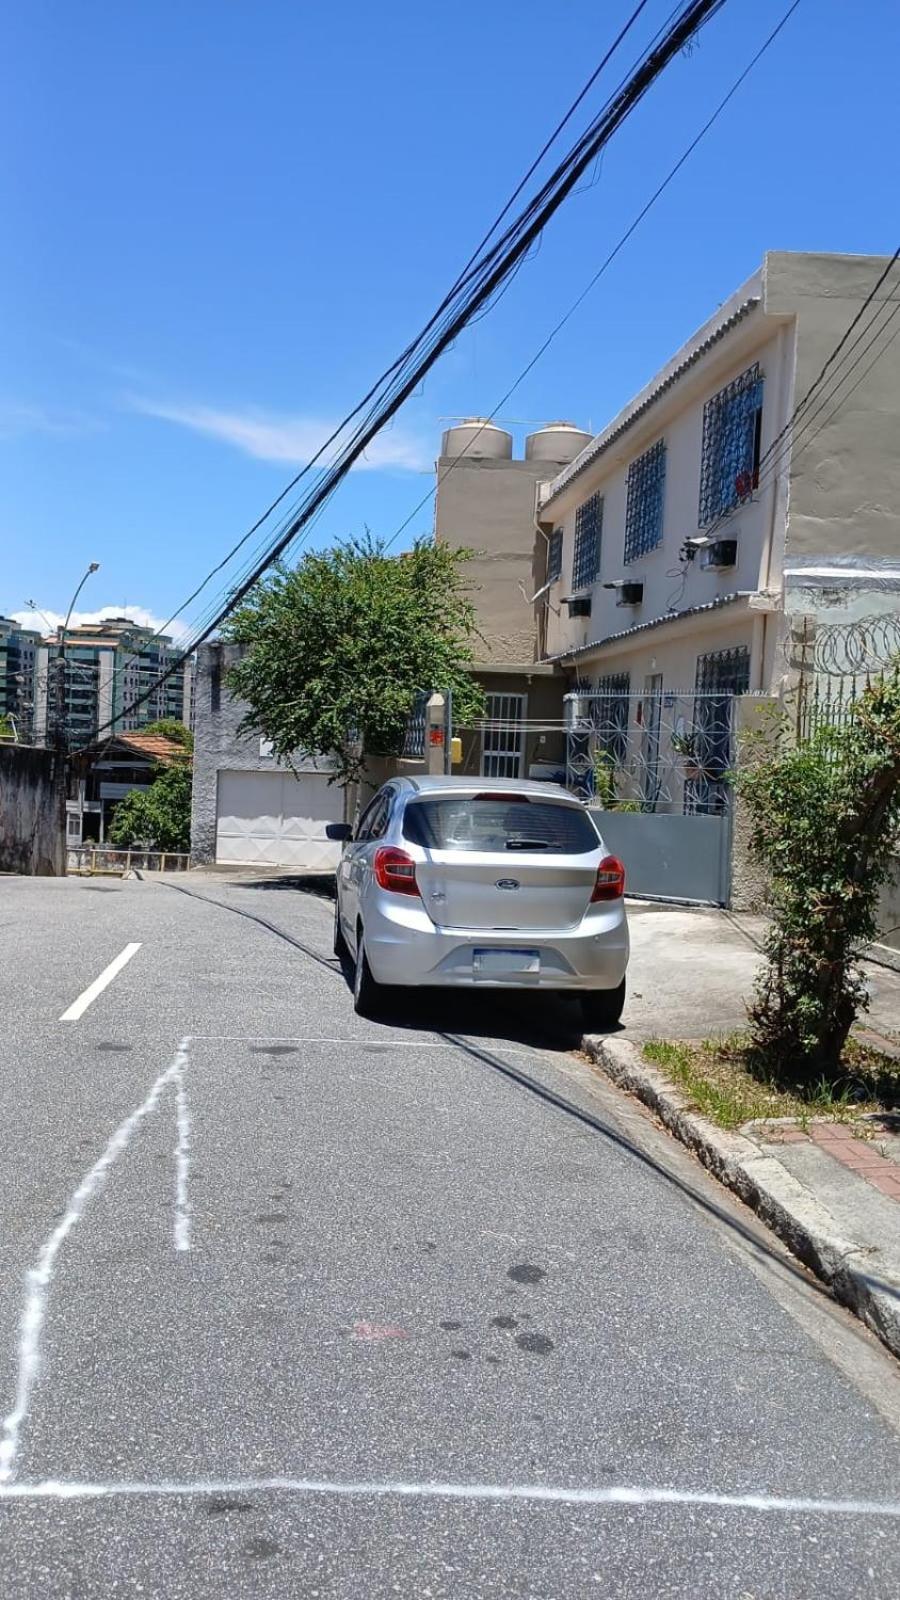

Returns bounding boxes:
[481,693,526,778]
[215,770,344,870]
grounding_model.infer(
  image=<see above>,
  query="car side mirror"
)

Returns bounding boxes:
[326,822,353,842]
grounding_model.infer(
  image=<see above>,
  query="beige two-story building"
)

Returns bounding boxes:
[537,250,900,712]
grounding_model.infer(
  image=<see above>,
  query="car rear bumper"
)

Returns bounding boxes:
[361,896,629,991]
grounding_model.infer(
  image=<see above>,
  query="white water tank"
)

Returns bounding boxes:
[441,419,513,461]
[525,421,592,463]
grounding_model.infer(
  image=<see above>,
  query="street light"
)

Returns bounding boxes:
[53,562,100,747]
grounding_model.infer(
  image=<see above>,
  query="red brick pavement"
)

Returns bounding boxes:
[764,1121,900,1201]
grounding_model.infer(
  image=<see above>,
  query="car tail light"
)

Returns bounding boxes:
[591,855,626,902]
[373,846,420,897]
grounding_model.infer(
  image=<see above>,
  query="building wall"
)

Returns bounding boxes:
[765,252,900,567]
[0,744,65,875]
[538,251,900,706]
[190,642,336,864]
[541,311,789,676]
[435,451,579,665]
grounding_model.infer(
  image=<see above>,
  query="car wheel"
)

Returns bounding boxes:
[353,930,385,1019]
[581,979,626,1032]
[333,896,349,959]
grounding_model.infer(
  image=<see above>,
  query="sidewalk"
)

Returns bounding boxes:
[621,900,900,1043]
[584,1030,900,1360]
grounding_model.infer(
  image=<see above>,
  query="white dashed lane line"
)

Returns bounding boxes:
[58,943,142,1023]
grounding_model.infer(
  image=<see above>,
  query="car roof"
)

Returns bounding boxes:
[399,775,582,803]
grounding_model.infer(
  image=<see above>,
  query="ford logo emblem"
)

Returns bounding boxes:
[495,878,520,890]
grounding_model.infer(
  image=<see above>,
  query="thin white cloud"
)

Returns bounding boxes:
[0,401,103,439]
[8,605,192,646]
[129,397,431,472]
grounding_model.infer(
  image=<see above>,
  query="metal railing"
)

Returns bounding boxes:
[67,846,190,875]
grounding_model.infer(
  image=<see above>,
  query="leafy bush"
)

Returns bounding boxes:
[108,761,193,852]
[738,669,900,1080]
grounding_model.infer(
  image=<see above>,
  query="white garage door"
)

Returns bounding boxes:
[215,770,345,870]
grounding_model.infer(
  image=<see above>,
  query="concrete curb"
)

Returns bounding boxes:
[583,1034,900,1362]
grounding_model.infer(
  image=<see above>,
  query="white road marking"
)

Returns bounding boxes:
[0,1038,192,1484]
[172,1042,192,1253]
[59,943,142,1022]
[192,1036,531,1052]
[0,1476,898,1519]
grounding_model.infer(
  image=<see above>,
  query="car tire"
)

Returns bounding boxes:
[581,979,626,1032]
[333,896,349,960]
[353,931,386,1019]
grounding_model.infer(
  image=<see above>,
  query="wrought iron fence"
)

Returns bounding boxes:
[564,689,743,817]
[402,691,429,759]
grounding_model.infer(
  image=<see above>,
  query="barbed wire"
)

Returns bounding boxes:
[784,613,900,678]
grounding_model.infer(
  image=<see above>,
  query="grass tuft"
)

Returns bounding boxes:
[642,1033,900,1132]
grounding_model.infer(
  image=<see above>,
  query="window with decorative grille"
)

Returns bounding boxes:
[624,440,666,563]
[572,493,602,590]
[698,364,763,526]
[593,672,631,765]
[547,528,563,582]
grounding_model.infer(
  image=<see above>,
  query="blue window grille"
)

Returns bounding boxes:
[572,494,603,590]
[593,672,631,766]
[698,364,763,526]
[624,440,666,563]
[547,528,563,582]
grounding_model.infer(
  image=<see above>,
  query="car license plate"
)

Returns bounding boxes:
[473,948,540,977]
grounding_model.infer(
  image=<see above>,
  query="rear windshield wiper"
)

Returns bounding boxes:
[505,838,550,851]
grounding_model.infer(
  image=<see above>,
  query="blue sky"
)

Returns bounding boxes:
[2,0,897,638]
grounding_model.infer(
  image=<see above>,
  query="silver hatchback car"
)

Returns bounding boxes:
[331,776,628,1027]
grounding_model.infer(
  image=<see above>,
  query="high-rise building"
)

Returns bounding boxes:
[32,617,194,745]
[0,616,42,741]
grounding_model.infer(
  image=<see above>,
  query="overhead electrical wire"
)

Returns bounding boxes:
[659,246,900,610]
[81,0,731,745]
[380,0,804,557]
[92,0,738,708]
[89,0,661,697]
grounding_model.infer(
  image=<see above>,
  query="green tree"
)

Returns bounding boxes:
[142,717,194,752]
[226,536,486,784]
[108,762,193,852]
[739,669,900,1081]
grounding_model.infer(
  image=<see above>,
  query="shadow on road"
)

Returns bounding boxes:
[230,874,337,901]
[334,950,600,1051]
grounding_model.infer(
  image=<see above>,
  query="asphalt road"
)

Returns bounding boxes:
[1,871,899,1598]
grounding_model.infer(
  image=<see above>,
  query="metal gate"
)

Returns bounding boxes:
[565,687,742,906]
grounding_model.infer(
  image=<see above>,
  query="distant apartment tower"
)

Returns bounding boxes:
[0,616,42,740]
[32,616,194,744]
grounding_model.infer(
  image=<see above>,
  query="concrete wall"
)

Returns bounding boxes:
[765,252,900,567]
[190,642,337,864]
[0,744,65,875]
[435,453,575,664]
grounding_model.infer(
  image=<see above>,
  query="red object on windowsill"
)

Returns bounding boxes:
[590,855,626,902]
[373,846,421,896]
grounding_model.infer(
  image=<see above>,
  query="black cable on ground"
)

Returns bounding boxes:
[150,874,844,1310]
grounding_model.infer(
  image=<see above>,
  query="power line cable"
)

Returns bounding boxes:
[86,0,662,708]
[81,0,732,745]
[380,0,803,555]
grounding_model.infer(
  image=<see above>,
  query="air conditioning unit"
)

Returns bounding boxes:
[616,581,644,607]
[701,538,737,571]
[567,595,592,618]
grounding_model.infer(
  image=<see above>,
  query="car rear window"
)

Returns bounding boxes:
[402,796,599,854]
